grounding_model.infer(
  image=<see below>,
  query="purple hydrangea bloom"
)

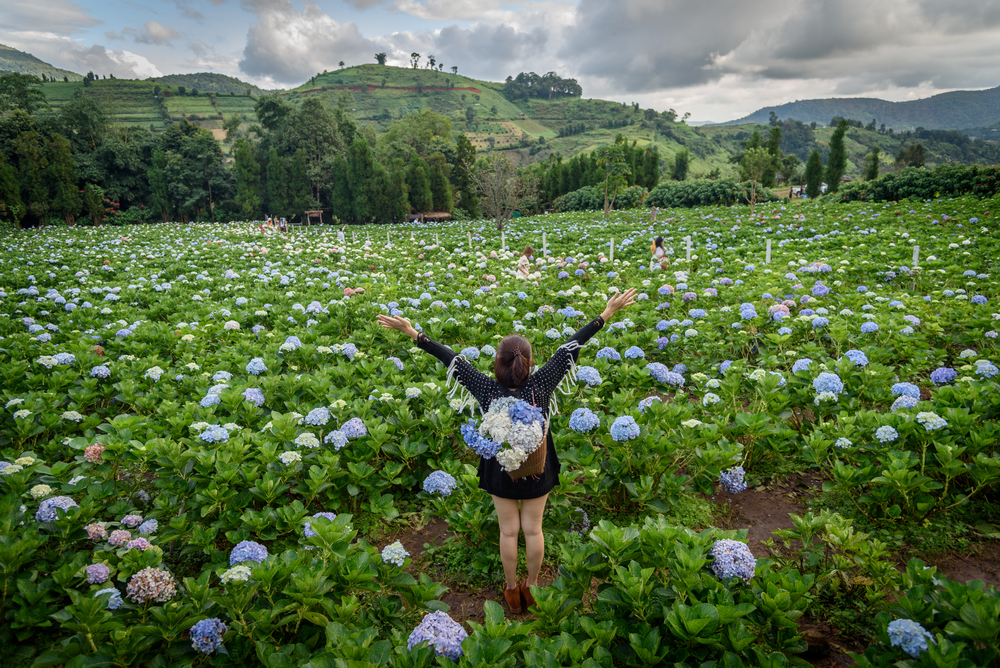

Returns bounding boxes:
[710,539,756,580]
[243,388,265,407]
[35,496,79,522]
[190,618,228,655]
[86,563,110,584]
[423,471,458,496]
[596,347,621,361]
[460,419,500,458]
[719,466,747,494]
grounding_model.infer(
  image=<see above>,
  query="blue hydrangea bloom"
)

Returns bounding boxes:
[887,619,934,658]
[423,471,458,496]
[610,416,640,441]
[576,366,602,386]
[460,419,501,458]
[91,365,111,379]
[200,393,221,408]
[229,540,268,566]
[811,317,829,328]
[891,383,920,399]
[596,347,621,361]
[388,356,404,371]
[190,618,228,655]
[246,357,268,375]
[381,541,409,566]
[638,396,662,413]
[875,426,899,443]
[199,424,229,443]
[304,512,338,537]
[340,418,367,438]
[719,466,747,494]
[304,407,331,426]
[719,360,733,374]
[569,408,600,432]
[460,347,480,360]
[891,396,919,411]
[94,587,123,610]
[407,610,468,661]
[324,429,348,450]
[243,388,265,407]
[844,349,869,367]
[792,358,813,373]
[813,372,844,395]
[509,401,544,425]
[710,539,756,581]
[35,496,79,522]
[212,370,233,382]
[138,519,158,535]
[861,322,880,334]
[624,346,645,359]
[930,367,957,385]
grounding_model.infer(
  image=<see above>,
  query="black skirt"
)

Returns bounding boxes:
[477,431,560,500]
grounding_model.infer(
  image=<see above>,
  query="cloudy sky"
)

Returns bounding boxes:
[2,0,999,122]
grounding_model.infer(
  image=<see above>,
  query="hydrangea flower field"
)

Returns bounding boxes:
[2,196,999,667]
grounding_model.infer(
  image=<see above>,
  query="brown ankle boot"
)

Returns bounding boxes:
[503,586,522,614]
[520,581,536,611]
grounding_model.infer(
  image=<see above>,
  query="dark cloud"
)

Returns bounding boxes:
[238,0,382,83]
[410,23,547,80]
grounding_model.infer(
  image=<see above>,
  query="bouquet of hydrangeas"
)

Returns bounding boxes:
[461,396,547,475]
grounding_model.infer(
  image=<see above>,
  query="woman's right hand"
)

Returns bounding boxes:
[376,314,419,340]
[600,287,638,322]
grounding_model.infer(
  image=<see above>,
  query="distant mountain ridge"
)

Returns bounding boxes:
[0,43,82,82]
[716,86,1000,131]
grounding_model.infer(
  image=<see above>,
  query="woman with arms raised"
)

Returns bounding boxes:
[376,288,637,614]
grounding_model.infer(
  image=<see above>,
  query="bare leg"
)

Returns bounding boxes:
[520,494,548,586]
[492,495,521,589]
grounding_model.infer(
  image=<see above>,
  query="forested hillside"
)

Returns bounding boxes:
[0,43,82,82]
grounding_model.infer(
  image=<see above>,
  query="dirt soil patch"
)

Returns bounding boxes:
[711,473,823,557]
[926,540,1000,588]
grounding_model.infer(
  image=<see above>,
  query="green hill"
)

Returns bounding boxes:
[23,62,1000,176]
[717,86,1000,131]
[0,43,82,81]
[150,73,270,97]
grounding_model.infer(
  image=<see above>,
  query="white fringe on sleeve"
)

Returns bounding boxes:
[549,340,582,416]
[445,356,480,415]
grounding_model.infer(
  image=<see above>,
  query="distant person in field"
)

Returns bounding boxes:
[517,245,534,280]
[337,226,346,244]
[376,288,638,615]
[650,236,668,271]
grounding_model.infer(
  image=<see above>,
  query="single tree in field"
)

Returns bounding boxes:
[451,66,458,74]
[825,120,849,193]
[428,55,436,70]
[804,149,824,199]
[410,53,421,68]
[472,152,539,231]
[671,147,689,181]
[375,52,387,65]
[864,147,881,181]
[594,139,631,215]
[740,147,775,216]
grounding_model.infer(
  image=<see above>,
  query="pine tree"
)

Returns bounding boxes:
[825,120,848,193]
[762,127,782,187]
[288,149,314,221]
[147,149,171,222]
[347,137,377,222]
[804,149,824,199]
[0,157,24,228]
[643,147,660,189]
[329,155,352,221]
[46,134,81,225]
[14,131,49,224]
[427,152,454,213]
[266,147,288,215]
[452,135,478,218]
[388,160,410,222]
[406,153,433,212]
[864,147,881,181]
[671,148,689,181]
[233,139,262,219]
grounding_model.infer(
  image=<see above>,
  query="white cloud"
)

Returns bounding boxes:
[0,0,99,34]
[238,0,383,83]
[0,29,162,78]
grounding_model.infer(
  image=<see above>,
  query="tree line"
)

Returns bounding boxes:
[0,73,485,228]
[503,72,583,101]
